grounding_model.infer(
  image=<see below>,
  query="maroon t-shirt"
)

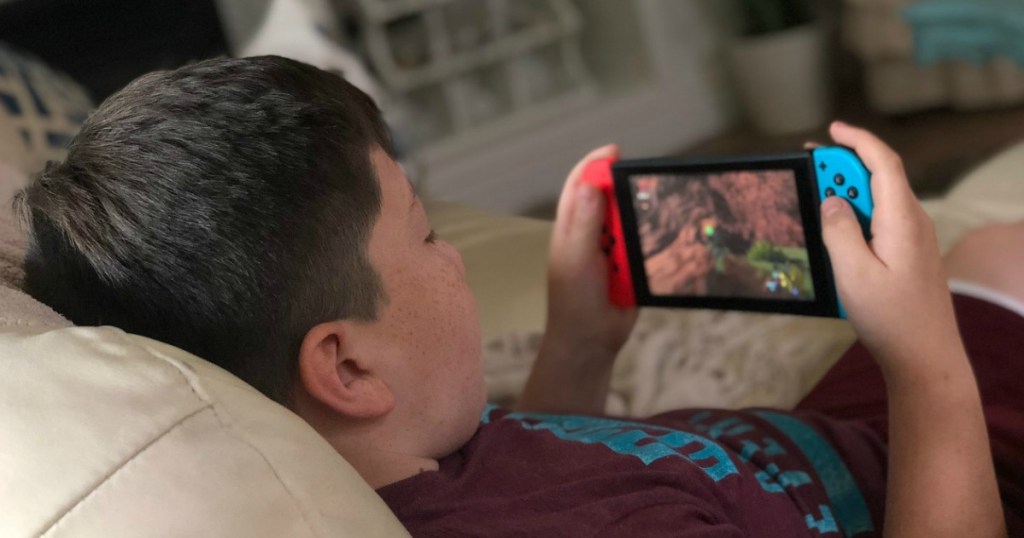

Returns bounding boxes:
[379,406,886,537]
[378,295,1024,536]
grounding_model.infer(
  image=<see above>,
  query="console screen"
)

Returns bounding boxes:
[628,170,815,301]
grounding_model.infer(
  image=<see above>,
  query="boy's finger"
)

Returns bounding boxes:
[570,183,605,256]
[554,144,618,239]
[828,122,915,208]
[820,196,875,284]
[552,183,605,273]
[829,122,900,174]
[560,144,618,203]
[568,144,619,182]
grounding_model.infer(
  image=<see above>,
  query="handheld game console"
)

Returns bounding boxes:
[582,147,873,318]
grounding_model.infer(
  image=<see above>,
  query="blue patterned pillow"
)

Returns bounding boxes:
[0,43,93,176]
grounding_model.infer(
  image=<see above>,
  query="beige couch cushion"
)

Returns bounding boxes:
[925,140,1024,251]
[0,324,408,537]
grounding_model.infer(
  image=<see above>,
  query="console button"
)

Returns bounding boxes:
[825,187,836,197]
[834,174,845,186]
[819,162,827,171]
[847,186,859,199]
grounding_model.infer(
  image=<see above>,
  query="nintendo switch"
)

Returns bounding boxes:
[582,147,873,318]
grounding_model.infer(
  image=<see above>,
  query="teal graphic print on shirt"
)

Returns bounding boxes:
[481,405,873,536]
[483,406,738,482]
[754,411,874,536]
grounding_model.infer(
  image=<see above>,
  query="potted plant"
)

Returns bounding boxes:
[730,0,828,135]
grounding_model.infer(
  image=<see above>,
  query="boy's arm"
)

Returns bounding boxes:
[516,145,639,414]
[822,122,1005,537]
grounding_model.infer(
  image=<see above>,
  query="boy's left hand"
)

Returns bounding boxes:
[545,144,639,362]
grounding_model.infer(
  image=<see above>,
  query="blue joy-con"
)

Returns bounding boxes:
[812,147,874,319]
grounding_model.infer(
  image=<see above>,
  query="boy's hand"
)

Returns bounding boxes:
[822,123,1005,538]
[545,144,639,361]
[519,145,639,414]
[820,122,962,367]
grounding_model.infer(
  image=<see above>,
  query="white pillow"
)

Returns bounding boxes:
[0,323,409,537]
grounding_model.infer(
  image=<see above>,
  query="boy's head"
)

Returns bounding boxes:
[17,57,486,457]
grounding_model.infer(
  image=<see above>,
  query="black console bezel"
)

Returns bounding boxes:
[612,153,841,317]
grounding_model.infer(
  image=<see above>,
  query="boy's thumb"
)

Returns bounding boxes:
[572,183,604,247]
[820,196,872,279]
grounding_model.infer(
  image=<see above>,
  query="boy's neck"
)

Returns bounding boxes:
[290,389,440,487]
[345,449,440,489]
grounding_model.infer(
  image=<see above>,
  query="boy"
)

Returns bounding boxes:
[17,56,1020,536]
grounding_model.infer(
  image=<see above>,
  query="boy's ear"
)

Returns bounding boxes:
[297,321,395,419]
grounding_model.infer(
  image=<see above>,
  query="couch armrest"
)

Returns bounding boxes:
[926,139,1024,252]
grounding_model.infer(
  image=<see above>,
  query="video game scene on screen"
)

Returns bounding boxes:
[630,170,814,300]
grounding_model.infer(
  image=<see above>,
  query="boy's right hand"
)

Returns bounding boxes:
[823,123,1006,538]
[820,122,963,369]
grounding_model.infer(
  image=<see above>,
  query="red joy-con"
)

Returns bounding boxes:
[581,158,636,308]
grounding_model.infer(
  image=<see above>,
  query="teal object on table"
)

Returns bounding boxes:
[903,0,1024,65]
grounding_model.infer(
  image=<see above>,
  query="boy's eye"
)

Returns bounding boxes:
[426,230,438,244]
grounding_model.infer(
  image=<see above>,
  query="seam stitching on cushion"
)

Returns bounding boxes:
[204,405,327,538]
[38,404,211,537]
[32,326,325,538]
[133,337,327,538]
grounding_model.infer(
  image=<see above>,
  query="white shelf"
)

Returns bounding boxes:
[372,21,573,91]
[355,0,594,146]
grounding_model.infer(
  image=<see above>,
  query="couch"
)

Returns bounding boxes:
[843,0,1024,113]
[4,45,1024,536]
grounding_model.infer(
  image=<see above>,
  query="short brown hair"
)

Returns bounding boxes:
[17,56,393,404]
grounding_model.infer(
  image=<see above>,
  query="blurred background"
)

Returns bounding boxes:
[1,0,1022,216]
